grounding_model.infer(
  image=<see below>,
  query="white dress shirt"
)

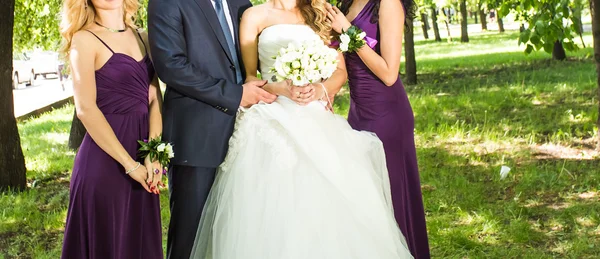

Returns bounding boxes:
[211,0,235,42]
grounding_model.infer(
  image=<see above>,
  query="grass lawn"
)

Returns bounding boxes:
[2,30,599,258]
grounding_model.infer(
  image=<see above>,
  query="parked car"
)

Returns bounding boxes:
[29,51,60,79]
[12,52,34,89]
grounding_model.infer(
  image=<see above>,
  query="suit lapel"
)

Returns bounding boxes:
[193,0,234,64]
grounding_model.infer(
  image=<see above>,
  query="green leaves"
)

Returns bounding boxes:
[502,0,581,60]
[13,0,62,52]
[519,30,531,45]
[524,44,534,54]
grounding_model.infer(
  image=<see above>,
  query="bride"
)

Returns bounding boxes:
[190,0,414,258]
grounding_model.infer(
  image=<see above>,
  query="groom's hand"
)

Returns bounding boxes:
[240,80,277,107]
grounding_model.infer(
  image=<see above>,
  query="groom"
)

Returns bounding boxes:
[148,0,277,257]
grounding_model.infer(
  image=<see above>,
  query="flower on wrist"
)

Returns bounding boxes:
[138,135,174,175]
[330,26,377,53]
[338,26,366,53]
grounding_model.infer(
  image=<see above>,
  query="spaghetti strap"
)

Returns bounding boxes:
[86,30,115,53]
[135,30,148,56]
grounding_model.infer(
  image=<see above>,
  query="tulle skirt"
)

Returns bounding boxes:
[190,97,413,259]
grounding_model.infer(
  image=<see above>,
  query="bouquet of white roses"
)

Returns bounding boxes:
[270,37,339,86]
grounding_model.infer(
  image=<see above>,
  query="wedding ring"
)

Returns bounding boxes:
[154,168,160,174]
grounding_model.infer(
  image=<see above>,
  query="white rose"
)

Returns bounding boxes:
[287,42,296,51]
[340,34,351,44]
[157,143,166,152]
[291,60,301,69]
[292,74,308,86]
[316,59,326,70]
[274,60,287,77]
[281,53,294,63]
[340,42,349,52]
[357,32,367,40]
[283,65,291,75]
[306,70,322,83]
[301,57,310,68]
[165,144,175,158]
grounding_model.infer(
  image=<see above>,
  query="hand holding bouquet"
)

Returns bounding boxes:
[137,136,174,194]
[269,36,339,86]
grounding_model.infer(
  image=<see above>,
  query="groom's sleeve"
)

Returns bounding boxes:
[148,0,242,116]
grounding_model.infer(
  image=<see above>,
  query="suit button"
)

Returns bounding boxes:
[230,65,235,70]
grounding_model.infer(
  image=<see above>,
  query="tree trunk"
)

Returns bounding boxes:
[68,109,86,150]
[460,0,469,42]
[498,17,505,33]
[444,8,453,42]
[404,18,417,85]
[474,11,478,23]
[431,6,442,41]
[0,0,27,191]
[552,40,567,60]
[421,12,430,39]
[578,15,586,48]
[520,23,525,32]
[590,0,600,150]
[479,9,488,31]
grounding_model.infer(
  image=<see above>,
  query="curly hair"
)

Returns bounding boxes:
[298,0,332,42]
[338,0,416,25]
[60,0,139,60]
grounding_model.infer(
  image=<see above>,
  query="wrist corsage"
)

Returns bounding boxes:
[331,25,378,53]
[137,135,174,175]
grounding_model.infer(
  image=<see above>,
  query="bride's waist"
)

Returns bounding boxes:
[275,96,327,106]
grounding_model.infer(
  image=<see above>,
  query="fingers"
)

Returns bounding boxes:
[327,6,336,16]
[145,163,153,186]
[249,80,268,87]
[150,166,161,194]
[258,88,277,103]
[327,12,335,22]
[140,180,151,193]
[135,169,152,193]
[333,6,342,14]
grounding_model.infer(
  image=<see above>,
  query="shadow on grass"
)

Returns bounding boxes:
[418,146,600,258]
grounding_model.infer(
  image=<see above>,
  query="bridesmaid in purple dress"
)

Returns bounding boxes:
[60,0,164,258]
[327,0,430,258]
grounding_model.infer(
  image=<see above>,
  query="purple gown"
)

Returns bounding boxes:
[345,1,431,258]
[61,30,162,259]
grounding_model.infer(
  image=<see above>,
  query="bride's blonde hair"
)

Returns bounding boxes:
[298,0,331,42]
[60,0,139,60]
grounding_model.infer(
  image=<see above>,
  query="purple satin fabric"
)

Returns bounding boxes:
[61,53,163,259]
[344,0,431,258]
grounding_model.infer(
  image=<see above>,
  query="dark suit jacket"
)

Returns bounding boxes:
[148,0,252,168]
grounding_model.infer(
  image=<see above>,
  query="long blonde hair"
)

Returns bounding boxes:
[60,0,139,60]
[298,0,331,42]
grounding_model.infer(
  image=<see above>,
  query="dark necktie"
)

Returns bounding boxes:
[214,0,243,84]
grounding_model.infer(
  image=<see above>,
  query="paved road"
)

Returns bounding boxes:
[13,75,73,118]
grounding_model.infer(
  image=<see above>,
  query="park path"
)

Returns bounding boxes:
[13,76,73,118]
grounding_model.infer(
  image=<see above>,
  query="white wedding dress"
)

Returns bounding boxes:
[190,24,413,259]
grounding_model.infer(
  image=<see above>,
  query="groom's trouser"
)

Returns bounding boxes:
[166,165,216,259]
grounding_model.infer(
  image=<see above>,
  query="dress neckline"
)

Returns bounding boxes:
[349,0,373,24]
[95,53,149,72]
